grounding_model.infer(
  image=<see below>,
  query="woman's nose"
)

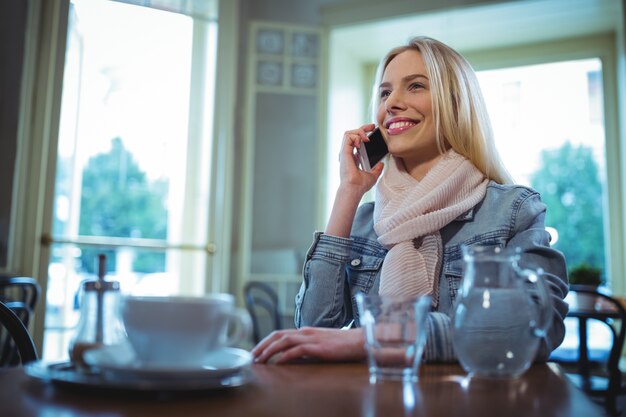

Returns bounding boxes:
[384,90,406,112]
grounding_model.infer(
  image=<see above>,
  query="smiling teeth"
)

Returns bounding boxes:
[389,121,416,129]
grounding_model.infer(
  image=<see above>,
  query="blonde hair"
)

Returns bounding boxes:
[371,36,513,184]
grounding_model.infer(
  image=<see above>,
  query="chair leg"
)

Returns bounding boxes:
[606,395,620,416]
[605,373,622,416]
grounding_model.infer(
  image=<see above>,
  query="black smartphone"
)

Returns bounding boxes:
[357,128,388,171]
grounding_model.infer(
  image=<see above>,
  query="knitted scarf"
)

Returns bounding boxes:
[373,149,488,306]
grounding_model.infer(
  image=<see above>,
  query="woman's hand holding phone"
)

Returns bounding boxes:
[358,128,389,172]
[325,124,383,237]
[326,124,386,238]
[338,124,385,194]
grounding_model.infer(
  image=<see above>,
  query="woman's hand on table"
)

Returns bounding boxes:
[251,327,367,364]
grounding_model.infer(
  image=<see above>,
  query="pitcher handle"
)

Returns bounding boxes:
[517,266,553,338]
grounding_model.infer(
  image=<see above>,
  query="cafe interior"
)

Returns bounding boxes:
[1,0,626,416]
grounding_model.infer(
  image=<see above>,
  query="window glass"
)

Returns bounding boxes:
[44,0,215,361]
[477,58,607,276]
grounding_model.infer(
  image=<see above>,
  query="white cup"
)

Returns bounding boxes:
[120,294,251,367]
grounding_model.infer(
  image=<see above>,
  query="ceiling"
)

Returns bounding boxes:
[331,0,622,62]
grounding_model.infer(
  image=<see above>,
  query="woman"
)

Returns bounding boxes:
[253,36,568,364]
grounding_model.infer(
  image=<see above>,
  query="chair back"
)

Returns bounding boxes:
[0,276,40,327]
[244,281,282,344]
[0,300,38,366]
[569,285,626,373]
[562,285,626,416]
[0,277,40,366]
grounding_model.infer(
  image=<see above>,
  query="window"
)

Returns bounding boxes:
[477,58,607,275]
[477,59,610,360]
[43,0,218,360]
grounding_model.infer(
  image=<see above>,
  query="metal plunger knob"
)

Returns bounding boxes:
[95,253,106,344]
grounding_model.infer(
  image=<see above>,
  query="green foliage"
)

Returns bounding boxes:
[78,137,168,273]
[569,263,604,287]
[529,141,604,273]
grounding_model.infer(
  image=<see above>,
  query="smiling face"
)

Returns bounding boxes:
[376,49,443,177]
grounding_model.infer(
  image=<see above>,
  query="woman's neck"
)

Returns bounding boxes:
[400,151,446,181]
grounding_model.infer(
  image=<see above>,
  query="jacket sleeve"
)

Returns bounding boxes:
[423,312,456,362]
[507,190,569,360]
[294,232,354,329]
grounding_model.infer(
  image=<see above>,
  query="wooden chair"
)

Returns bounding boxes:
[0,276,40,327]
[557,285,626,416]
[243,281,282,344]
[0,300,38,366]
[0,277,40,366]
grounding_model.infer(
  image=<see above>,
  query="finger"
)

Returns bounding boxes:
[255,339,294,364]
[251,331,281,356]
[252,329,295,357]
[371,161,385,176]
[343,124,374,145]
[254,333,309,364]
[341,136,362,164]
[343,130,367,147]
[347,133,362,149]
[273,344,315,364]
[360,123,376,134]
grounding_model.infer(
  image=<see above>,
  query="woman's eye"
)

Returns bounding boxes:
[379,90,391,99]
[409,82,424,90]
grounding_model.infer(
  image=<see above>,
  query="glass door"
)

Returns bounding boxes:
[43,0,218,361]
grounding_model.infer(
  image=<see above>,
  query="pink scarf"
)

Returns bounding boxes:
[374,150,488,306]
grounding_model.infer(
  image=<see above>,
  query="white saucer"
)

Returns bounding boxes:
[83,344,252,380]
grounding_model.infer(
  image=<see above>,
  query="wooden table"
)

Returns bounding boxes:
[2,361,605,417]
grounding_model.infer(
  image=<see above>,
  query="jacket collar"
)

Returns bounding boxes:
[454,207,475,222]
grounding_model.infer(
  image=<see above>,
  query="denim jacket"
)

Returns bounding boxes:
[294,181,569,362]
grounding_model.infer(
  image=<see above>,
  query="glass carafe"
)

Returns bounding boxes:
[451,245,552,378]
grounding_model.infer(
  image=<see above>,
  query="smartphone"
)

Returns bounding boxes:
[358,128,388,171]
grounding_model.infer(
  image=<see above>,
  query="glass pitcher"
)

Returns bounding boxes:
[451,245,552,378]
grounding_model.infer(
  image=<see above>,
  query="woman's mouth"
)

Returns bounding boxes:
[386,120,418,135]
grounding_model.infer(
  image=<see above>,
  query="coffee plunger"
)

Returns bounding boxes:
[69,254,125,366]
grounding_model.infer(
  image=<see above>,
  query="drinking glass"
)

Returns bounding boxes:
[356,293,431,383]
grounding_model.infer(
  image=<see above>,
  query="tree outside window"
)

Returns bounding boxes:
[530,141,605,278]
